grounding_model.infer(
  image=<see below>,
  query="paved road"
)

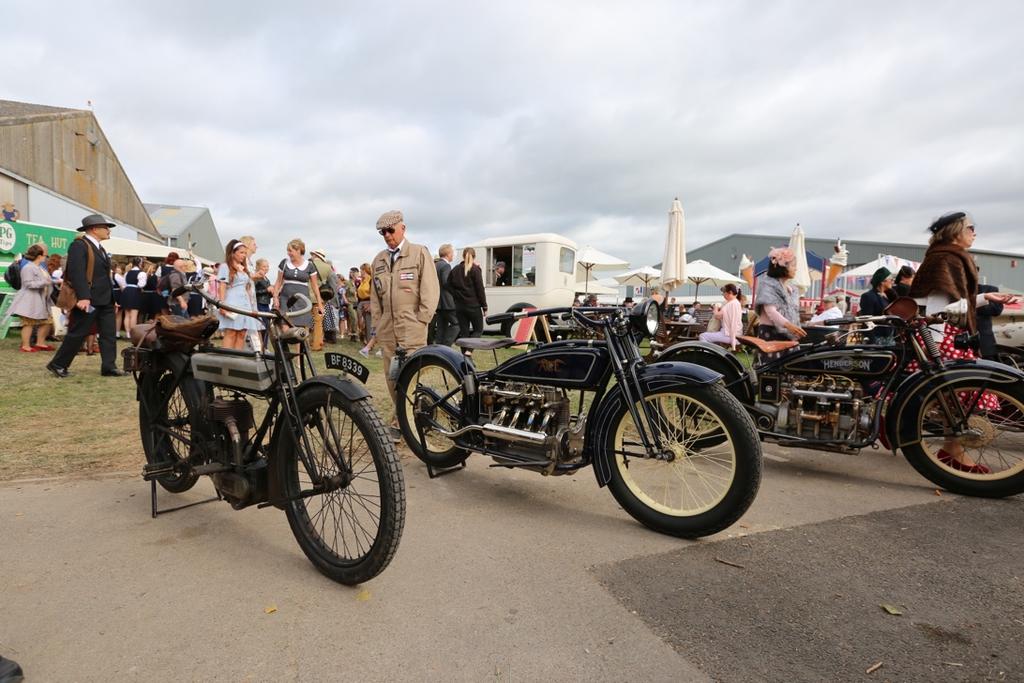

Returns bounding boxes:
[1,445,1014,681]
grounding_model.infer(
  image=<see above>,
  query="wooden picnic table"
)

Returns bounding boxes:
[657,320,703,346]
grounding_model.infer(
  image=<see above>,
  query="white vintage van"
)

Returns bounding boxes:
[459,232,578,334]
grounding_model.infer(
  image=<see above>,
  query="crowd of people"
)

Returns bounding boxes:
[5,210,1018,382]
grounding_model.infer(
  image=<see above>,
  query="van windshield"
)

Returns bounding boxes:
[488,244,536,287]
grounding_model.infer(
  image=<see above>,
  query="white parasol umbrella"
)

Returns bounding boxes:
[684,259,744,301]
[577,245,628,294]
[614,266,661,296]
[788,223,811,293]
[614,265,661,286]
[661,197,687,292]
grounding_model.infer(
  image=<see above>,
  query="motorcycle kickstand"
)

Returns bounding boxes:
[149,477,221,519]
[427,461,466,479]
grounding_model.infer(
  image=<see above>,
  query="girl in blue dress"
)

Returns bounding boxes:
[216,239,262,349]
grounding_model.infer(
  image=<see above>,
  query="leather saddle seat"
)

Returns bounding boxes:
[737,335,799,355]
[131,314,220,351]
[453,337,520,352]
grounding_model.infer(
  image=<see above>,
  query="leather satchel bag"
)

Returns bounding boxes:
[55,237,96,311]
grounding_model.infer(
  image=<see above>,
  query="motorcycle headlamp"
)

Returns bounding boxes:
[629,298,661,338]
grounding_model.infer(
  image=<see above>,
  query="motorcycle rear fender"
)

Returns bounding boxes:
[588,361,723,487]
[266,375,372,509]
[656,341,753,403]
[886,359,1024,449]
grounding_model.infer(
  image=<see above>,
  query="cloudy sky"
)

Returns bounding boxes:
[6,1,1023,269]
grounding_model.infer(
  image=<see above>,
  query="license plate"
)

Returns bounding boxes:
[324,353,370,383]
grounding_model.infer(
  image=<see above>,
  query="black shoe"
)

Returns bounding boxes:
[46,363,70,378]
[390,426,402,444]
[101,368,130,377]
[0,655,24,683]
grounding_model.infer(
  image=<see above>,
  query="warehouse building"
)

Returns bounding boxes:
[0,99,162,242]
[146,203,224,263]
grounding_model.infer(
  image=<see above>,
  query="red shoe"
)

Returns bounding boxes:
[19,346,38,353]
[936,448,991,474]
[33,344,56,351]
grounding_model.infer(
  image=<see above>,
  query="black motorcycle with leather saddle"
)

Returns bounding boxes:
[125,287,405,585]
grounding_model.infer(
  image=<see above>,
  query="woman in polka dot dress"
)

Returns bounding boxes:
[907,212,1019,474]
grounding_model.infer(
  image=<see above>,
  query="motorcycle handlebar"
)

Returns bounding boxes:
[821,310,949,327]
[174,284,313,322]
[485,305,620,328]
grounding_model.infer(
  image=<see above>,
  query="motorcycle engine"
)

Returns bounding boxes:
[207,396,265,508]
[478,382,585,467]
[755,374,873,443]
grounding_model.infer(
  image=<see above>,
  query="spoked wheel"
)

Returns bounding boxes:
[601,383,761,538]
[995,346,1024,372]
[902,380,1024,497]
[395,359,469,468]
[280,385,405,585]
[138,371,206,493]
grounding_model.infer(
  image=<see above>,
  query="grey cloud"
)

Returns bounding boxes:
[4,1,1024,269]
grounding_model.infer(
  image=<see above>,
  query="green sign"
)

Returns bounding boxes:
[0,219,78,257]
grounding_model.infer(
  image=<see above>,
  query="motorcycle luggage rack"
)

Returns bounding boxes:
[143,462,221,519]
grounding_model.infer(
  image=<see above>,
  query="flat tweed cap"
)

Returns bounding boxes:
[376,210,404,230]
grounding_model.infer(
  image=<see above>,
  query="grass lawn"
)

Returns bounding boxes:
[1,331,750,482]
[0,336,525,482]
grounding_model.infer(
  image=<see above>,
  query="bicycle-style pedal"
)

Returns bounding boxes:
[142,462,176,481]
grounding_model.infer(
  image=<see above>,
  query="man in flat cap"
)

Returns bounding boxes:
[370,210,440,440]
[47,214,127,378]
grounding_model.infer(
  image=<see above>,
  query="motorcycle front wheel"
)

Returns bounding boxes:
[901,379,1024,497]
[279,385,406,585]
[599,382,761,538]
[395,358,469,469]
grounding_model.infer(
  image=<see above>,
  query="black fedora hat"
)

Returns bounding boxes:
[78,214,116,231]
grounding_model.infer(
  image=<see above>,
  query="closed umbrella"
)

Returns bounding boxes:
[660,198,687,292]
[577,245,628,294]
[788,223,811,293]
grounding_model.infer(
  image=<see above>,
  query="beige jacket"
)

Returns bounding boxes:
[370,241,440,347]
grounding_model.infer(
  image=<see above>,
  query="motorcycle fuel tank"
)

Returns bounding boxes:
[492,341,611,389]
[781,348,897,377]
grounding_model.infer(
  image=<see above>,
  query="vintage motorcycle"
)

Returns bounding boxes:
[126,285,405,585]
[394,299,762,538]
[655,298,1024,498]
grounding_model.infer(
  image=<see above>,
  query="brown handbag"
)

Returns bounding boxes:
[55,236,96,311]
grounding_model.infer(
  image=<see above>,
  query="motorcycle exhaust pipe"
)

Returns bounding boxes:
[433,422,549,446]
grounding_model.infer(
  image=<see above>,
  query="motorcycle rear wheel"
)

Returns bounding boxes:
[138,370,206,493]
[280,385,405,585]
[901,379,1024,497]
[395,358,469,468]
[600,382,761,538]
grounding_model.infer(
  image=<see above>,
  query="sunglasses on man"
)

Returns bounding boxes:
[378,227,397,236]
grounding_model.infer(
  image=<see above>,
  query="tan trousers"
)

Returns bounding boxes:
[379,339,425,425]
[310,308,324,351]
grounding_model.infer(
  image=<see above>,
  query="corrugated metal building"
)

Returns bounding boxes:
[666,232,1024,298]
[145,203,224,263]
[0,99,162,242]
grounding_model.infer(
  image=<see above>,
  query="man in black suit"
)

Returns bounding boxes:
[47,214,127,378]
[428,243,458,346]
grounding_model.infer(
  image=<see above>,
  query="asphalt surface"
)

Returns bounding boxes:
[597,497,1024,682]
[0,444,1016,681]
